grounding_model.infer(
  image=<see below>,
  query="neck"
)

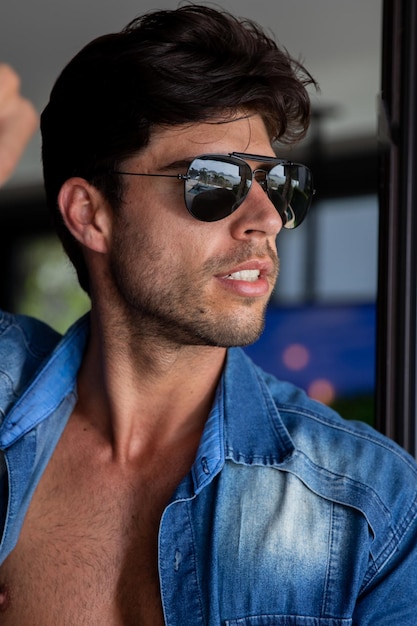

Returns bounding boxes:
[75,306,226,463]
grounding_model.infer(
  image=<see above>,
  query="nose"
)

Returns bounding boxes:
[229,179,283,241]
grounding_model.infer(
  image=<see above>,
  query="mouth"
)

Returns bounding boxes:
[223,269,261,282]
[215,256,277,299]
[219,257,274,281]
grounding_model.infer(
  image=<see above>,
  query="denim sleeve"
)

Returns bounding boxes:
[353,498,417,624]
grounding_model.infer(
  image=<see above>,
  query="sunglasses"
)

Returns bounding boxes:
[115,152,314,228]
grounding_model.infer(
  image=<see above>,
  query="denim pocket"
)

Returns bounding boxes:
[225,616,352,626]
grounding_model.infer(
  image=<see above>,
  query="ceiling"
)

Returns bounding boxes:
[1,0,382,189]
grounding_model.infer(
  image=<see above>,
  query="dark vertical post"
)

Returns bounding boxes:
[376,0,417,455]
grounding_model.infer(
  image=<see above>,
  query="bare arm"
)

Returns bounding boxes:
[0,63,37,186]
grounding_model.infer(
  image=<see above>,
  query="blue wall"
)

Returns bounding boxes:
[244,302,376,400]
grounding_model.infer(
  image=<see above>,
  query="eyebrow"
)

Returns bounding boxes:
[159,158,193,173]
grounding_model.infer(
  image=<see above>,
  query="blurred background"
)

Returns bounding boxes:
[0,0,382,424]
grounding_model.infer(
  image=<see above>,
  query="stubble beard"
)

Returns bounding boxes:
[109,230,279,349]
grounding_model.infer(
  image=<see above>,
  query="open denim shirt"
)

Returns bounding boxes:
[1,310,417,625]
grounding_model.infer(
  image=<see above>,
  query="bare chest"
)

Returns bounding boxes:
[0,450,179,625]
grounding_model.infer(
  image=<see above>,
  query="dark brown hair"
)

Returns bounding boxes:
[41,4,316,293]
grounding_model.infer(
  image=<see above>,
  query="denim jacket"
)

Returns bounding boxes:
[1,310,417,625]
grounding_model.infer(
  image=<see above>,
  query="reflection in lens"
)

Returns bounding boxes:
[185,157,249,221]
[282,204,296,228]
[189,187,238,221]
[267,163,312,229]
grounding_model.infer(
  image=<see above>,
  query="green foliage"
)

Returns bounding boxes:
[331,394,375,426]
[13,235,90,333]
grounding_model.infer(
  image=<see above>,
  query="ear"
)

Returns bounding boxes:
[57,178,111,254]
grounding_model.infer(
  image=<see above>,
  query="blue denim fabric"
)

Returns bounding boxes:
[1,310,417,625]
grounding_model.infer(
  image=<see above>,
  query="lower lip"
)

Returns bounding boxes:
[216,275,271,297]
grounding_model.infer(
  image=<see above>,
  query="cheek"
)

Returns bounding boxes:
[120,187,223,270]
[177,227,220,267]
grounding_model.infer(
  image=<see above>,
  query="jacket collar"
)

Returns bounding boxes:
[190,347,295,495]
[0,315,88,448]
[0,316,295,474]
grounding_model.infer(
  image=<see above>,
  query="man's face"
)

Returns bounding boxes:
[108,113,282,347]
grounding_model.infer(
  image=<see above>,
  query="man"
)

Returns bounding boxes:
[0,5,417,625]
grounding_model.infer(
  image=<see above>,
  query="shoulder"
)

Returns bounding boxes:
[0,310,61,346]
[257,363,417,474]
[0,311,61,419]
[231,350,417,485]
[259,364,417,544]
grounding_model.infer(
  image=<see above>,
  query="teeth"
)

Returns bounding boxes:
[225,269,260,282]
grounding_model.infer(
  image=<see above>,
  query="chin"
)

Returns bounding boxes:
[199,318,266,348]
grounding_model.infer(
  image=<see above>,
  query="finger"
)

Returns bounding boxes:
[0,63,21,113]
[0,96,38,186]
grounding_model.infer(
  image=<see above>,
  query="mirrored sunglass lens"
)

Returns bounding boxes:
[185,158,250,222]
[267,164,313,229]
